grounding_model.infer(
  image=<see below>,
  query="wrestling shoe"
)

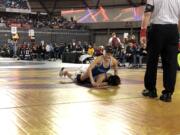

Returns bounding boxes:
[59,67,65,77]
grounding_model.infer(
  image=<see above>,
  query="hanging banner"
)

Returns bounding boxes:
[11,27,17,34]
[124,33,129,38]
[28,29,35,36]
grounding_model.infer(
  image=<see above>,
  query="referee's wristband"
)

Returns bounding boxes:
[140,28,147,37]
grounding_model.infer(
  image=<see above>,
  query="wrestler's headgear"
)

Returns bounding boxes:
[107,75,121,86]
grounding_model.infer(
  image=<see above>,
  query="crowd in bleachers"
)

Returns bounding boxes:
[0,13,82,29]
[0,40,88,61]
[4,0,29,9]
[0,0,83,29]
[0,34,149,68]
[115,36,147,68]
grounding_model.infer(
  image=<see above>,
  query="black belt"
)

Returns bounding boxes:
[151,24,177,27]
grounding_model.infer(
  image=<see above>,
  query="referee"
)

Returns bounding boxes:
[140,0,180,102]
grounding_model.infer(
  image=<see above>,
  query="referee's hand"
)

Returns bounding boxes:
[140,37,147,48]
[140,28,147,48]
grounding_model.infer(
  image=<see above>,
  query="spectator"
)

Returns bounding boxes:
[108,32,122,57]
[87,45,94,56]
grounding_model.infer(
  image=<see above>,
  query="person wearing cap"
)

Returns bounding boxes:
[140,0,180,102]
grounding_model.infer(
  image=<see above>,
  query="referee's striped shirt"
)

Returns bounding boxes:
[147,0,180,24]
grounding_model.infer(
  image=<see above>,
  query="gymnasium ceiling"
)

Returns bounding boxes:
[28,0,146,12]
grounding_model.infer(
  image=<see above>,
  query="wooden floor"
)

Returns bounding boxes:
[0,58,180,135]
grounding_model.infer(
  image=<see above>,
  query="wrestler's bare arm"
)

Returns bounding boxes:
[111,57,118,76]
[86,56,102,86]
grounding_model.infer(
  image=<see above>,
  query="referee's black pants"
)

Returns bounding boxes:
[145,24,179,94]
